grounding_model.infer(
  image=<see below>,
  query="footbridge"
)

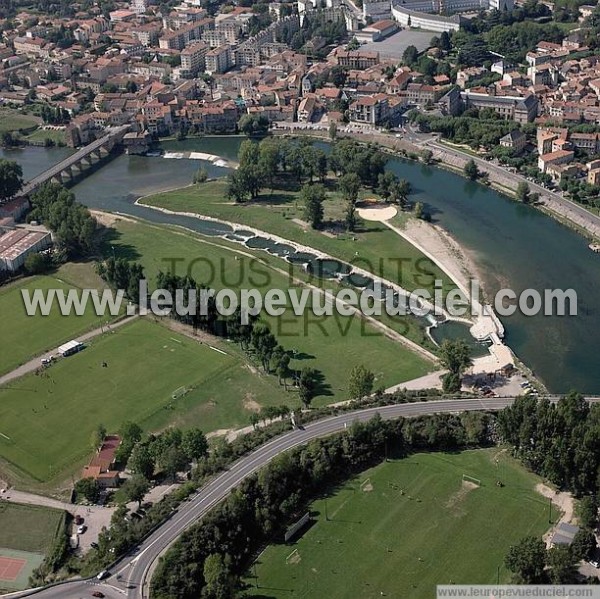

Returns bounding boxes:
[21,125,131,196]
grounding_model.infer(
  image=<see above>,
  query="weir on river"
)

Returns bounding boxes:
[4,137,599,393]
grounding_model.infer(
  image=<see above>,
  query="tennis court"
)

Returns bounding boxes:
[0,548,44,591]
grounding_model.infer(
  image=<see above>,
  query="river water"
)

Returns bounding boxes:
[4,138,599,393]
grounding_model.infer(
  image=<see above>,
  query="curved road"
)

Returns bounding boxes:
[12,397,543,599]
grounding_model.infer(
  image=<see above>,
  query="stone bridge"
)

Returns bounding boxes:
[21,124,131,196]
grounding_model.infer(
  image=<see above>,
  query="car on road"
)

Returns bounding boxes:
[96,570,110,580]
[92,592,105,598]
[41,357,53,365]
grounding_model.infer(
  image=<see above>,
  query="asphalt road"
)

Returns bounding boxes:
[15,397,517,599]
[426,139,600,235]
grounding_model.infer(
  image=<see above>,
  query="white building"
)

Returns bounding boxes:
[130,0,147,14]
[0,228,52,272]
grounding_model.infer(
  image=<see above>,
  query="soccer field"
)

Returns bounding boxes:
[0,318,288,485]
[0,276,114,376]
[247,449,554,599]
[106,218,432,402]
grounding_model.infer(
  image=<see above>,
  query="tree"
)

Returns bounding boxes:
[339,172,361,204]
[464,159,480,181]
[403,45,419,66]
[346,37,359,51]
[258,139,280,187]
[414,201,424,220]
[348,365,375,400]
[91,423,107,450]
[128,443,154,479]
[377,171,398,201]
[301,183,326,229]
[1,131,16,148]
[74,477,100,503]
[160,445,187,481]
[440,31,452,52]
[439,339,472,393]
[505,536,547,583]
[24,252,49,274]
[571,528,597,561]
[394,178,412,207]
[516,181,531,203]
[202,553,236,599]
[238,113,269,137]
[193,167,209,184]
[328,120,337,140]
[547,544,577,583]
[29,183,96,258]
[577,495,598,529]
[421,149,433,164]
[122,474,150,508]
[0,159,23,202]
[345,200,357,232]
[181,428,208,461]
[298,367,319,407]
[275,353,291,389]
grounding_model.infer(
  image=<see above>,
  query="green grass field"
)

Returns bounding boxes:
[0,108,39,135]
[0,276,117,376]
[0,503,63,592]
[24,128,66,145]
[105,218,433,394]
[247,449,554,599]
[142,179,455,297]
[0,317,291,484]
[0,502,65,553]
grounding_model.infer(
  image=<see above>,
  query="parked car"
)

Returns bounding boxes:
[41,357,53,365]
[74,515,84,525]
[90,542,99,549]
[92,592,105,598]
[77,524,87,534]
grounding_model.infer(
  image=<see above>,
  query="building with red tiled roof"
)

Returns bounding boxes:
[81,434,121,488]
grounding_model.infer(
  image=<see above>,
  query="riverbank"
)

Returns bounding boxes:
[276,127,600,245]
[136,190,525,383]
[357,205,518,380]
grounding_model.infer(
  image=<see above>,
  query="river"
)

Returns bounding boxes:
[3,137,599,393]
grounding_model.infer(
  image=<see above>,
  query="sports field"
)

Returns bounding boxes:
[247,449,553,599]
[0,276,115,376]
[0,502,64,591]
[106,218,433,396]
[0,318,289,484]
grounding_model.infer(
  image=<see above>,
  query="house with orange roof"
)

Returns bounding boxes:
[81,435,121,489]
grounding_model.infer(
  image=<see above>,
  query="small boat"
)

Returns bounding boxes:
[589,243,600,253]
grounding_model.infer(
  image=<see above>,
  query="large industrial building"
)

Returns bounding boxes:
[0,228,52,272]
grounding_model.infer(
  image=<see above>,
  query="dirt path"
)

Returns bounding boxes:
[536,483,576,547]
[0,314,138,388]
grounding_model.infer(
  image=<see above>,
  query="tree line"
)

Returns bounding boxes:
[498,393,600,583]
[225,137,417,230]
[151,411,492,599]
[96,265,326,407]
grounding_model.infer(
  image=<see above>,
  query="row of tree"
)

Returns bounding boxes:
[97,265,326,407]
[151,411,493,598]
